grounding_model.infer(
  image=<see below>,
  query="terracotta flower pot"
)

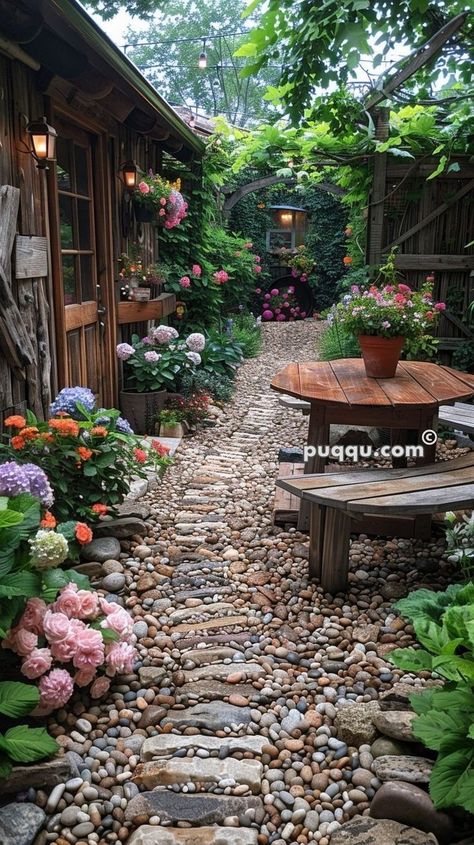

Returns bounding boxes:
[358,335,405,378]
[119,389,167,435]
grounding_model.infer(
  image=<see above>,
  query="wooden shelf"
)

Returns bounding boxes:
[117,293,176,325]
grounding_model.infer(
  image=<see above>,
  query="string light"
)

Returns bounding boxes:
[198,39,207,69]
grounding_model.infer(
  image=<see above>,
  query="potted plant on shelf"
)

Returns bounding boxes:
[118,249,168,302]
[157,408,184,438]
[117,327,206,434]
[333,251,445,378]
[131,171,188,228]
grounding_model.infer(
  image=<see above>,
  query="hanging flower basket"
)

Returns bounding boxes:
[131,171,188,228]
[132,201,154,223]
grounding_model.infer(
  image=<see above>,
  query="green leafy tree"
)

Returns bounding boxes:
[120,0,278,125]
[236,0,473,122]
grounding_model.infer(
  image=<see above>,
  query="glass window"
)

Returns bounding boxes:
[56,139,72,191]
[57,138,96,304]
[62,256,77,304]
[59,196,74,248]
[75,146,89,196]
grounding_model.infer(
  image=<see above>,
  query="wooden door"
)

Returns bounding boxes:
[53,122,105,401]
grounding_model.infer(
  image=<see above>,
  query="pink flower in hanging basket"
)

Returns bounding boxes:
[138,181,150,194]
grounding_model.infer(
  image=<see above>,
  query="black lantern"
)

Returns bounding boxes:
[198,39,207,69]
[26,116,57,168]
[121,160,139,190]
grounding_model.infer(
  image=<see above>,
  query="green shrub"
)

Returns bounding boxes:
[232,313,262,358]
[200,330,244,378]
[319,321,361,360]
[389,583,474,815]
[179,369,236,404]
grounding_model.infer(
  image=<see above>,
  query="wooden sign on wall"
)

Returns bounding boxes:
[15,235,48,279]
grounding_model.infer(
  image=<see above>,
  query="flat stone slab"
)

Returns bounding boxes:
[178,680,257,700]
[168,603,237,622]
[162,702,252,731]
[331,817,438,845]
[171,616,248,634]
[0,756,74,794]
[174,560,228,573]
[141,734,268,760]
[125,791,264,824]
[133,758,263,792]
[176,632,251,650]
[372,755,434,783]
[128,827,258,845]
[182,662,265,682]
[94,517,147,539]
[180,647,241,665]
[174,587,232,602]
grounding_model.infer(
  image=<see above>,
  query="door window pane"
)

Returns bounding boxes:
[77,200,91,250]
[75,146,89,195]
[62,256,77,304]
[59,196,74,248]
[80,255,94,302]
[56,139,72,190]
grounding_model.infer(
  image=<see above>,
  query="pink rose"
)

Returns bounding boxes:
[159,196,167,206]
[435,302,446,311]
[21,647,52,679]
[54,585,81,618]
[138,181,150,194]
[179,276,191,288]
[90,675,111,699]
[72,627,104,671]
[105,642,136,674]
[192,264,201,277]
[15,629,38,657]
[50,618,86,662]
[39,668,74,709]
[76,590,99,620]
[75,668,97,687]
[99,598,118,616]
[102,607,133,640]
[254,265,262,273]
[19,598,47,635]
[159,208,166,216]
[43,610,71,643]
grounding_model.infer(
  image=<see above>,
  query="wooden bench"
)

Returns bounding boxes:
[277,451,474,594]
[439,401,474,436]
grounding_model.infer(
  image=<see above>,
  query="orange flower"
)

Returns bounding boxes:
[77,446,93,461]
[91,503,108,515]
[40,432,54,443]
[19,426,39,441]
[40,511,57,529]
[11,436,26,450]
[49,418,80,437]
[4,415,26,428]
[134,447,147,463]
[75,522,93,544]
[151,439,170,457]
[343,256,353,265]
[91,426,108,437]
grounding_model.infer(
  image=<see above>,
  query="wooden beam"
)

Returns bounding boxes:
[0,186,36,372]
[365,12,469,109]
[15,235,48,279]
[393,254,474,270]
[386,178,474,250]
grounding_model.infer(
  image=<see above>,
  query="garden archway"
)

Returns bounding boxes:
[221,175,346,216]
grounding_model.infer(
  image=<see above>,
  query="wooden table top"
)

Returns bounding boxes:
[271,359,474,410]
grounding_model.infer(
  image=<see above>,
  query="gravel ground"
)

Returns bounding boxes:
[25,321,467,845]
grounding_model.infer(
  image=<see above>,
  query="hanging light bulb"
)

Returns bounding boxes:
[198,38,207,68]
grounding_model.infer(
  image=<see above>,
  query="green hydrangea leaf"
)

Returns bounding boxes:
[0,725,59,762]
[0,682,39,718]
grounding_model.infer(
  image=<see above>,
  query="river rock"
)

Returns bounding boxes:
[125,792,264,824]
[371,737,414,758]
[162,702,252,731]
[331,817,438,845]
[0,803,46,845]
[101,572,126,592]
[133,758,263,793]
[372,755,434,783]
[141,735,267,760]
[334,701,380,746]
[138,666,166,686]
[81,536,121,562]
[374,710,417,742]
[128,827,258,845]
[370,781,454,844]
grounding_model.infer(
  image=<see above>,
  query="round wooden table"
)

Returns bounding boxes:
[271,358,474,529]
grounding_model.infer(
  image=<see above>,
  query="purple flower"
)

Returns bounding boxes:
[0,461,54,507]
[50,387,96,419]
[185,333,205,352]
[115,416,134,435]
[116,343,135,361]
[144,351,160,363]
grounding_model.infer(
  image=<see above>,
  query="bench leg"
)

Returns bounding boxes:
[298,414,329,531]
[308,503,325,580]
[320,508,351,594]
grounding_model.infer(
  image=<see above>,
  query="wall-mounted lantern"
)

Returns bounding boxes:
[121,160,139,190]
[26,116,57,168]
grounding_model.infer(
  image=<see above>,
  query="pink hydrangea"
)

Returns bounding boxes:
[21,647,52,680]
[144,351,160,363]
[276,313,286,321]
[185,333,205,352]
[19,598,47,636]
[101,607,133,640]
[152,325,179,344]
[72,627,105,671]
[270,289,279,296]
[105,642,136,674]
[213,270,229,285]
[192,264,201,277]
[116,343,135,361]
[39,668,74,709]
[254,265,262,274]
[262,310,273,321]
[179,276,191,288]
[54,584,81,618]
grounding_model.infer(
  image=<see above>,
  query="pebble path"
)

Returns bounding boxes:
[40,322,462,845]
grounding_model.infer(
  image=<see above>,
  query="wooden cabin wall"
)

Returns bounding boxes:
[0,55,54,424]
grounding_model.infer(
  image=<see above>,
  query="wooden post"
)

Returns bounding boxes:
[367,108,389,268]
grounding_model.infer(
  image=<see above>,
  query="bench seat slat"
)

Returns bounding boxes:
[349,483,474,515]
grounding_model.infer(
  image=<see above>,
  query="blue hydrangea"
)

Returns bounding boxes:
[50,387,96,419]
[116,416,134,435]
[0,461,54,507]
